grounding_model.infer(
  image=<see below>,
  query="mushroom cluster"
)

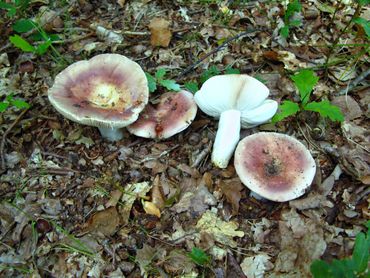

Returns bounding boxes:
[194,75,278,168]
[234,132,316,202]
[48,54,149,141]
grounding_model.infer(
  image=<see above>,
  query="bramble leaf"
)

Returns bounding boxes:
[145,73,157,93]
[200,65,220,84]
[155,68,166,80]
[159,79,181,91]
[9,35,35,52]
[188,247,210,266]
[280,25,290,38]
[0,102,10,112]
[225,67,240,74]
[352,232,369,273]
[11,99,30,109]
[184,81,199,94]
[291,69,319,105]
[304,100,344,122]
[284,0,301,22]
[271,100,300,122]
[35,40,52,55]
[12,19,35,33]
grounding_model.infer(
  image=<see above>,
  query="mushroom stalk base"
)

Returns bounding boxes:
[212,109,241,168]
[98,127,124,141]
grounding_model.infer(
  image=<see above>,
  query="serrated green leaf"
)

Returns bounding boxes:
[353,17,370,38]
[285,0,302,22]
[200,65,220,84]
[271,100,300,122]
[145,73,157,93]
[184,81,199,94]
[188,247,210,266]
[225,67,240,74]
[310,260,333,278]
[291,69,319,105]
[304,100,344,122]
[0,102,10,112]
[9,35,35,52]
[11,99,30,109]
[155,68,166,80]
[159,79,181,91]
[352,232,368,273]
[12,19,35,33]
[280,25,290,38]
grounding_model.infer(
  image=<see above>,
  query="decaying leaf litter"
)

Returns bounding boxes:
[0,0,369,277]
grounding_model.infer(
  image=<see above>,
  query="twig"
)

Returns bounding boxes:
[1,108,29,170]
[337,68,370,96]
[178,28,261,79]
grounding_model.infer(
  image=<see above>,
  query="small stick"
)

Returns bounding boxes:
[178,28,261,79]
[1,108,29,170]
[336,68,370,96]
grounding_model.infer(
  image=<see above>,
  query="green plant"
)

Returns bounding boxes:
[280,0,302,39]
[272,69,344,123]
[9,19,61,59]
[311,221,370,278]
[187,247,211,266]
[0,0,30,18]
[0,93,30,112]
[145,69,181,93]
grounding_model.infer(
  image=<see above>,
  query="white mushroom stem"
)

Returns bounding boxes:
[212,109,241,168]
[98,127,124,141]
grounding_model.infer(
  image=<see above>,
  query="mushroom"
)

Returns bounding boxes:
[234,132,316,202]
[127,90,197,139]
[48,54,148,141]
[194,74,278,168]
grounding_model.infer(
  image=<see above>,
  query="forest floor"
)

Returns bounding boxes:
[0,0,369,277]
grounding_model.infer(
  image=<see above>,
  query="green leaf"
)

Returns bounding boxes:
[310,260,333,278]
[291,69,319,105]
[271,100,300,122]
[12,19,35,33]
[145,73,157,93]
[357,0,370,6]
[285,0,302,22]
[0,2,16,17]
[289,19,302,27]
[9,35,35,52]
[200,65,220,84]
[280,25,290,38]
[155,68,166,80]
[353,17,370,38]
[11,99,30,109]
[0,102,10,112]
[159,79,181,91]
[35,40,52,55]
[188,248,210,266]
[184,81,199,94]
[304,100,344,122]
[352,232,369,273]
[330,259,356,278]
[225,67,240,74]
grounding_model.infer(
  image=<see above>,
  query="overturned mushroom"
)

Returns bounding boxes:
[195,74,278,168]
[48,54,148,141]
[234,132,316,202]
[127,90,197,139]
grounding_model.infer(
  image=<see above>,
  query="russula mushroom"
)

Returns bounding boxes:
[234,132,316,202]
[194,74,278,168]
[48,54,148,141]
[127,90,197,139]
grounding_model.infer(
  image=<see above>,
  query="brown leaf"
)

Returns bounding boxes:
[331,95,362,121]
[106,189,123,207]
[151,175,165,210]
[149,18,172,47]
[219,178,243,215]
[86,207,120,236]
[143,201,161,218]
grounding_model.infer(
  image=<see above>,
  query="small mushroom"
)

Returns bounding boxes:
[48,54,148,141]
[127,90,197,139]
[234,132,316,202]
[194,74,278,168]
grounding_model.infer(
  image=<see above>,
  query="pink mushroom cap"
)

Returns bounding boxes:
[234,132,316,202]
[127,90,197,139]
[48,54,148,131]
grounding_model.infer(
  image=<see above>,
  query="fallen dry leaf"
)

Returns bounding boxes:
[149,18,172,47]
[331,95,362,121]
[136,244,157,277]
[218,178,243,215]
[143,201,161,218]
[196,210,244,248]
[240,254,273,278]
[151,175,165,210]
[86,207,120,237]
